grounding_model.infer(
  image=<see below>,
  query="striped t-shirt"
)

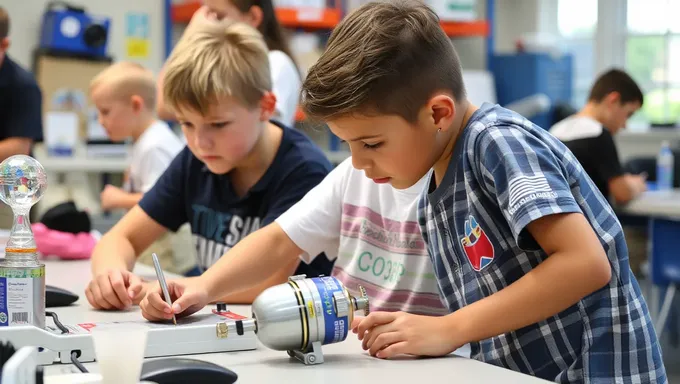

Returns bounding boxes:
[276,158,448,316]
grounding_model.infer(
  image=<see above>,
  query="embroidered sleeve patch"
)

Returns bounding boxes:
[507,174,558,214]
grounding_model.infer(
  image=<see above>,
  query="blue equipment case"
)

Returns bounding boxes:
[39,2,110,59]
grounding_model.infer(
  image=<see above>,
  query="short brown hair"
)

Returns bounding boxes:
[0,6,9,40]
[301,0,466,123]
[90,61,157,111]
[588,68,644,106]
[163,19,271,115]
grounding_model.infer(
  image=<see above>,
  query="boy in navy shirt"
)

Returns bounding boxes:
[0,7,42,161]
[299,2,666,383]
[0,7,43,229]
[86,19,333,310]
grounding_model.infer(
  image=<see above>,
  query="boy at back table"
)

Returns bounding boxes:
[89,62,190,274]
[550,69,647,205]
[90,62,184,212]
[295,1,665,383]
[85,20,334,310]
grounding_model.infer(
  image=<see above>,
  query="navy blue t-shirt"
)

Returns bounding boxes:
[0,55,43,143]
[139,122,335,277]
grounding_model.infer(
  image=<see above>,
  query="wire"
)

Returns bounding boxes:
[45,311,68,334]
[0,340,16,369]
[45,312,88,373]
[70,350,89,373]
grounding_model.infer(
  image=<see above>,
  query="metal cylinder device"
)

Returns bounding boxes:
[251,275,369,364]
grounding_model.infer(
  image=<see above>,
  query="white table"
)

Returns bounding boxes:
[38,259,550,383]
[32,144,130,217]
[620,190,680,219]
[618,190,680,329]
[33,144,130,174]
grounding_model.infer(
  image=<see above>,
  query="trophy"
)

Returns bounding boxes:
[0,155,48,328]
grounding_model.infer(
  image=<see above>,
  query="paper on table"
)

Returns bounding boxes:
[45,112,79,156]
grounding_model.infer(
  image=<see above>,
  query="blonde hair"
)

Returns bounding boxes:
[301,0,465,123]
[163,19,271,115]
[90,61,156,110]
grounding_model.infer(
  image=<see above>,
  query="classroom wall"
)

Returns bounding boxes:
[493,0,559,53]
[0,0,165,74]
[1,0,562,74]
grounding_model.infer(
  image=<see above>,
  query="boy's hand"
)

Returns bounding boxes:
[100,184,127,210]
[352,312,461,359]
[86,269,144,310]
[631,174,648,194]
[140,280,209,322]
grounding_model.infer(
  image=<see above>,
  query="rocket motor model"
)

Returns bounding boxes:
[252,275,370,365]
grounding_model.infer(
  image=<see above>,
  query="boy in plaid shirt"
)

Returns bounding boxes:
[300,1,666,383]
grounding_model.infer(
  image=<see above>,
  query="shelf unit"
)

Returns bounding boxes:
[163,0,495,153]
[168,1,490,38]
[170,2,343,30]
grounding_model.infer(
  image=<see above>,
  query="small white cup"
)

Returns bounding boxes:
[90,323,149,384]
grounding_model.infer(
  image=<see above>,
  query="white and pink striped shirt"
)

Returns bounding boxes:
[276,159,448,316]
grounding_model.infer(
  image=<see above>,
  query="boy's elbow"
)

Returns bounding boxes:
[589,249,612,289]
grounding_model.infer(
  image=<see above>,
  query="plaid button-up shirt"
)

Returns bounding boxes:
[418,103,666,383]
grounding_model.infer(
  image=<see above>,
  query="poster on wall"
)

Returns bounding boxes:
[125,12,151,59]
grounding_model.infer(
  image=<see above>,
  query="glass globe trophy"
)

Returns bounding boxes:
[0,155,47,328]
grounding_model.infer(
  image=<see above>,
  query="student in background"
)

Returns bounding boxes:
[140,157,450,321]
[86,20,333,310]
[0,7,44,228]
[90,62,184,212]
[254,2,659,383]
[550,69,647,205]
[89,62,190,274]
[158,0,301,128]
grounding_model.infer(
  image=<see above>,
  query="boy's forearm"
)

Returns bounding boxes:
[0,138,31,162]
[118,192,143,209]
[91,234,138,273]
[209,256,300,304]
[200,223,303,302]
[444,249,611,347]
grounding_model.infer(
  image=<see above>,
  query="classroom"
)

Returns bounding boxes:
[0,0,677,383]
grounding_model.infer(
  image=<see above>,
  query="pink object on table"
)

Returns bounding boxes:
[32,223,95,260]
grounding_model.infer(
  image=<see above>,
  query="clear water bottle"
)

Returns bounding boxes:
[657,140,675,190]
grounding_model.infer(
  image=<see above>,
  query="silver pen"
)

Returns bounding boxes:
[151,253,177,325]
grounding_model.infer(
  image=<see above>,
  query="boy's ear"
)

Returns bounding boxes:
[259,91,277,121]
[246,6,264,29]
[604,91,621,105]
[0,37,9,52]
[428,94,456,133]
[130,95,144,112]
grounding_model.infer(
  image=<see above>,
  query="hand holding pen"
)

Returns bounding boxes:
[151,253,177,325]
[140,257,211,323]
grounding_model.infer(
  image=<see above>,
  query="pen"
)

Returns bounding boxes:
[151,253,177,325]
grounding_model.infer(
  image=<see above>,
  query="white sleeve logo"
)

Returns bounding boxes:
[507,174,557,214]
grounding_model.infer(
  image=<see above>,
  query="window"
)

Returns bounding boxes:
[626,0,680,124]
[557,0,598,108]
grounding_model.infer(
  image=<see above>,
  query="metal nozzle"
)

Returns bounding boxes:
[353,286,370,316]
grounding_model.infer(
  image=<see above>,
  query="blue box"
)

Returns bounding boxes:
[40,7,111,58]
[490,53,573,130]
